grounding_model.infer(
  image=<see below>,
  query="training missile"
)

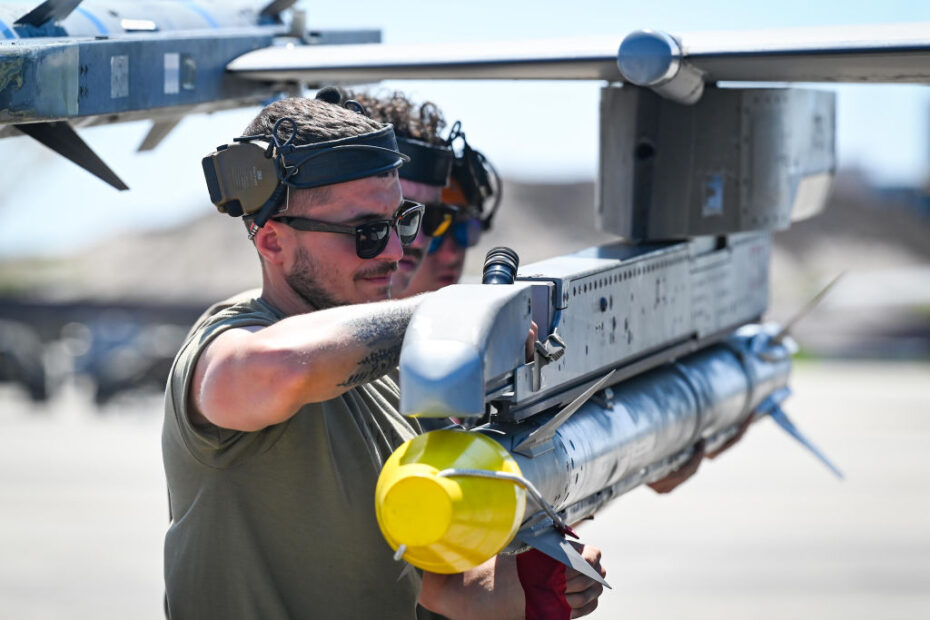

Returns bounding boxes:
[377,324,821,583]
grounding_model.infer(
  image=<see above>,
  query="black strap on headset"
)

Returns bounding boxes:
[396,136,454,187]
[446,121,502,230]
[239,116,410,237]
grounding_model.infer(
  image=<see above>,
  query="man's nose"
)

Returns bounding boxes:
[380,227,405,262]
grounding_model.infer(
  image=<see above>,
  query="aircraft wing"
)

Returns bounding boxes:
[228,36,624,81]
[227,22,930,86]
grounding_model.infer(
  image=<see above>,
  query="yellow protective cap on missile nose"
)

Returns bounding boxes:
[380,464,457,547]
[375,430,526,574]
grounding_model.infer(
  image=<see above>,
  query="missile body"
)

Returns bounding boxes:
[491,324,792,524]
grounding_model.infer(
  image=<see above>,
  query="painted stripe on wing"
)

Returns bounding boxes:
[181,2,219,29]
[75,6,108,35]
[0,18,16,39]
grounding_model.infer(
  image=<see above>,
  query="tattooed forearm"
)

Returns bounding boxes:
[339,342,402,387]
[345,306,413,348]
[337,302,417,388]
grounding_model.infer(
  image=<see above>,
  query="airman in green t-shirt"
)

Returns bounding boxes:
[163,93,609,620]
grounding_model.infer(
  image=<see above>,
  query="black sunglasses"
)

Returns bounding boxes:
[421,203,459,238]
[272,199,425,259]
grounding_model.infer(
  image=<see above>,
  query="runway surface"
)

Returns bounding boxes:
[1,361,928,619]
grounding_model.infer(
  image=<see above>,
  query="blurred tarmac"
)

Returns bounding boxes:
[0,361,928,619]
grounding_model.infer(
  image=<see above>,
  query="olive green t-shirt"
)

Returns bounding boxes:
[162,291,423,620]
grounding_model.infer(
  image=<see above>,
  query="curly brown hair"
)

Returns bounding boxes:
[242,97,383,145]
[335,89,447,145]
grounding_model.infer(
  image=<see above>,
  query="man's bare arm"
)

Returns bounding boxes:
[419,545,605,620]
[191,296,424,431]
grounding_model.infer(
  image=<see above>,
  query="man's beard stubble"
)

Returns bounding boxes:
[285,247,342,310]
[285,246,398,310]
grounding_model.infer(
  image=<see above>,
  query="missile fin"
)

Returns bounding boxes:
[15,0,83,27]
[772,272,845,345]
[769,406,844,479]
[259,0,298,21]
[514,369,617,457]
[138,119,181,152]
[15,121,128,190]
[516,528,611,589]
[395,562,416,584]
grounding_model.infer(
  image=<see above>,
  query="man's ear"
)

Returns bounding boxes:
[254,222,288,266]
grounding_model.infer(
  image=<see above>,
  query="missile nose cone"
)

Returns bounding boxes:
[375,430,527,574]
[617,29,682,86]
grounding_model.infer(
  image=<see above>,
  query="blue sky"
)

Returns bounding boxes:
[1,0,929,257]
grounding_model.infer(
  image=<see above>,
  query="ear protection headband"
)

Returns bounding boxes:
[396,136,454,187]
[313,86,453,188]
[201,99,409,238]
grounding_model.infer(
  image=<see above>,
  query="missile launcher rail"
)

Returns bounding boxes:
[401,231,771,424]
